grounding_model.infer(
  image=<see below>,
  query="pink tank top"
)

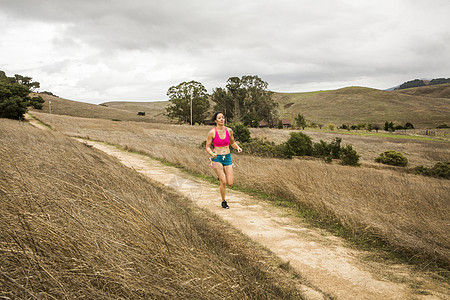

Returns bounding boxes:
[213,127,230,147]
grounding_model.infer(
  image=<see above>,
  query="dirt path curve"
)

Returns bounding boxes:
[70,138,448,300]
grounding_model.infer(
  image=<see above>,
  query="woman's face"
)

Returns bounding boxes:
[215,113,225,125]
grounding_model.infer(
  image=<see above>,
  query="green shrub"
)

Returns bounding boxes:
[313,140,331,158]
[277,120,283,129]
[242,138,275,157]
[283,132,313,158]
[311,137,342,163]
[375,150,408,167]
[414,162,450,179]
[229,123,251,143]
[329,137,342,159]
[340,145,360,166]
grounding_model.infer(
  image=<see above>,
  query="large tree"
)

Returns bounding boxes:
[212,75,278,127]
[210,87,234,123]
[165,81,210,125]
[0,70,44,120]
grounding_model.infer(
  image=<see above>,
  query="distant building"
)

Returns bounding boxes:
[282,119,291,128]
[259,120,269,128]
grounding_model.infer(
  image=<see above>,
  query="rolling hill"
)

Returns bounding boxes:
[29,93,170,123]
[274,85,450,128]
[30,84,450,128]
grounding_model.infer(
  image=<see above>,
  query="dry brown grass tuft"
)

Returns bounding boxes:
[29,112,450,267]
[0,119,303,299]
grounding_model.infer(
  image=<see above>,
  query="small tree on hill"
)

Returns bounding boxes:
[0,70,44,120]
[384,121,395,132]
[295,113,307,129]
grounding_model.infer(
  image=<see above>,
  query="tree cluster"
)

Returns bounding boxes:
[0,70,44,120]
[398,79,426,90]
[212,75,278,127]
[429,78,450,85]
[336,121,413,132]
[165,81,210,125]
[383,121,414,132]
[398,77,450,90]
[166,75,278,126]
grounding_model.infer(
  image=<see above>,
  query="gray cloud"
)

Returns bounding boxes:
[0,0,449,103]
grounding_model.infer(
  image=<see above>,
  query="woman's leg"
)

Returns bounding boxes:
[212,162,227,202]
[223,165,234,186]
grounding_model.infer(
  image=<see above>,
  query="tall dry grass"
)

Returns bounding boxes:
[30,112,450,267]
[0,119,303,299]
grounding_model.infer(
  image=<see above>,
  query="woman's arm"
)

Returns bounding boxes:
[205,130,217,158]
[228,128,242,153]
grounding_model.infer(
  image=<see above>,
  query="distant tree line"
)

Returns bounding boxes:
[0,70,44,120]
[398,78,450,90]
[429,78,450,85]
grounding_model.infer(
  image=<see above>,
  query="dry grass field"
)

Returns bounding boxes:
[1,118,306,299]
[30,112,450,270]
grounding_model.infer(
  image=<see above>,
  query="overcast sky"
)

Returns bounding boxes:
[1,0,449,104]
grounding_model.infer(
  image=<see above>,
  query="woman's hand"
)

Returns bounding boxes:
[211,152,217,159]
[237,146,242,153]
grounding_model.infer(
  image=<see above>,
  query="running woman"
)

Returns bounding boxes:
[205,112,242,209]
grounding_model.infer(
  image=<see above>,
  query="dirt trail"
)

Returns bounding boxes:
[74,139,447,300]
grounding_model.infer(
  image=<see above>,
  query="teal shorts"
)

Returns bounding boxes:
[211,153,232,166]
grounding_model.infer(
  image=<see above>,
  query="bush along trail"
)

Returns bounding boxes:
[28,117,449,299]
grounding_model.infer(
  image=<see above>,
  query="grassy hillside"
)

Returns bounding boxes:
[275,86,450,128]
[102,100,169,122]
[29,93,171,123]
[0,118,303,299]
[30,112,450,269]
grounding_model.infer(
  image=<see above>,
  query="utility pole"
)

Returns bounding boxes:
[190,96,193,125]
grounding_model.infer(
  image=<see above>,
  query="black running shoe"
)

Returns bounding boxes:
[221,201,229,209]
